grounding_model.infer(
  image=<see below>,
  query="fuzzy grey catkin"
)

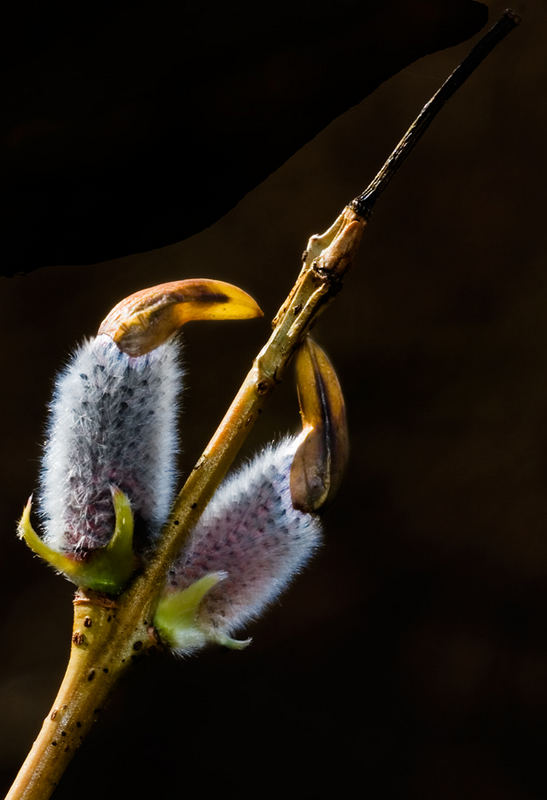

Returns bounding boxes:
[39,333,182,555]
[165,436,321,649]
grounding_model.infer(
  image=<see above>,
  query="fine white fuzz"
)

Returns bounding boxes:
[165,436,321,651]
[39,334,182,555]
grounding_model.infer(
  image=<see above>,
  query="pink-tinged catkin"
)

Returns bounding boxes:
[39,334,182,556]
[165,437,321,649]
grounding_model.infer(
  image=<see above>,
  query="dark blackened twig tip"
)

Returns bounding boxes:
[350,9,520,219]
[503,8,522,26]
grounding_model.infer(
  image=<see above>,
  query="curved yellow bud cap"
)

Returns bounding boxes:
[98,278,263,357]
[290,337,349,512]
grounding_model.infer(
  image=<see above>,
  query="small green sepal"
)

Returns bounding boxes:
[211,631,252,650]
[18,487,137,594]
[154,572,251,653]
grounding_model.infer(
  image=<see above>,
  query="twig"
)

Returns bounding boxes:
[351,8,520,218]
[5,11,519,800]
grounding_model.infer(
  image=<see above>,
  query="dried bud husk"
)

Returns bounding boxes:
[290,338,349,512]
[98,278,263,357]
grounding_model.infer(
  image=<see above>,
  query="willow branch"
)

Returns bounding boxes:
[6,11,519,800]
[351,8,520,218]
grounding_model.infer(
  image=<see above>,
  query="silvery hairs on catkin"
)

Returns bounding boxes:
[166,436,321,644]
[39,333,182,555]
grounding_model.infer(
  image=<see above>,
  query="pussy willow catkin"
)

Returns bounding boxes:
[39,334,182,556]
[162,436,321,653]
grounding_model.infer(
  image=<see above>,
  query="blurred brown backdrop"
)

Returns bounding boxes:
[1,1,547,797]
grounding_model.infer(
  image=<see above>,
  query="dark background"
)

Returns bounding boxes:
[2,1,547,797]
